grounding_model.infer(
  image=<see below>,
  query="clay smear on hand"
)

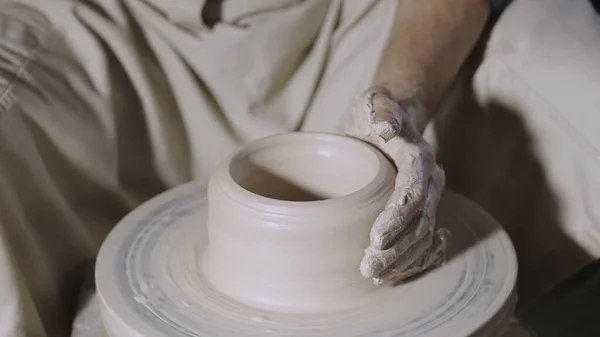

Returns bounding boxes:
[345,86,450,284]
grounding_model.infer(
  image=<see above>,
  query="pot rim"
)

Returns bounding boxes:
[210,132,396,215]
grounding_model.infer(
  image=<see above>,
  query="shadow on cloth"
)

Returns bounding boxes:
[431,40,593,309]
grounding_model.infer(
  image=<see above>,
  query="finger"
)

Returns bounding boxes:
[361,216,426,279]
[387,254,441,283]
[345,85,422,149]
[368,230,435,283]
[344,91,378,139]
[422,164,446,232]
[360,165,446,278]
[367,87,403,142]
[380,167,448,283]
[344,86,404,145]
[385,228,451,284]
[369,143,435,249]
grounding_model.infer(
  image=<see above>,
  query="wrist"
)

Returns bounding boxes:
[398,96,428,136]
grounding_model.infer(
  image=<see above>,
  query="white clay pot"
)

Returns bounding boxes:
[202,132,395,313]
[96,131,518,337]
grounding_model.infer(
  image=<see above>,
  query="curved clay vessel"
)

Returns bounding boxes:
[202,132,396,313]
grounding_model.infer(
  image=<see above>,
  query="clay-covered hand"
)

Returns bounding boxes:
[344,86,450,285]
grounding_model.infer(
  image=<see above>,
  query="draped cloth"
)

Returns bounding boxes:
[0,0,395,335]
[1,0,600,336]
[428,0,600,305]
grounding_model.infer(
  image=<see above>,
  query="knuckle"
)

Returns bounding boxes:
[404,187,421,203]
[405,184,427,205]
[364,85,396,101]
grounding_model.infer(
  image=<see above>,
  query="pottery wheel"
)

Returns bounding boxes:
[96,181,518,337]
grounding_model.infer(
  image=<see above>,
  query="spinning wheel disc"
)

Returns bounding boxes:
[96,182,517,337]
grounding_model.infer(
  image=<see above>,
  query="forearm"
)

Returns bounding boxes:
[373,0,490,132]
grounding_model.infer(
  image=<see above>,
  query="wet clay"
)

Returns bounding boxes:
[95,132,518,337]
[203,133,395,313]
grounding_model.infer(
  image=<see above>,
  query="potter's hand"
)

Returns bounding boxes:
[344,86,450,284]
